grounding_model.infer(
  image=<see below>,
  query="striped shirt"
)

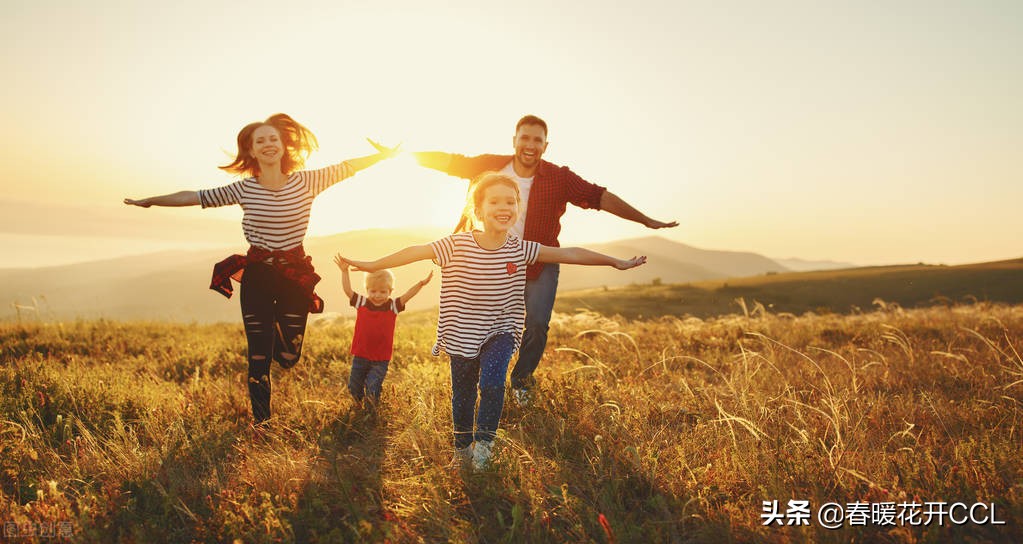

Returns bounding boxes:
[429,232,541,358]
[197,162,354,250]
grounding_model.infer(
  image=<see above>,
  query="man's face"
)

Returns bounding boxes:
[512,124,548,170]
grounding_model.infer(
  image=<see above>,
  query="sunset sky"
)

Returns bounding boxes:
[2,0,1020,268]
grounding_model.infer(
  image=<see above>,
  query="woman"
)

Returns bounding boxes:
[125,113,397,426]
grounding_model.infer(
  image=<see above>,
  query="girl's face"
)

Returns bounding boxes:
[476,183,519,234]
[249,125,283,165]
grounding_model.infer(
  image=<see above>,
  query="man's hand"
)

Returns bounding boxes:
[644,218,678,229]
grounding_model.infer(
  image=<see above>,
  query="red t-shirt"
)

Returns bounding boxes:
[350,293,405,361]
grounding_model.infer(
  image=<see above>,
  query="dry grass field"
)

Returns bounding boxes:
[2,301,1021,542]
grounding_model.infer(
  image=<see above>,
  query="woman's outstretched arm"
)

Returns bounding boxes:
[346,140,401,173]
[123,191,200,208]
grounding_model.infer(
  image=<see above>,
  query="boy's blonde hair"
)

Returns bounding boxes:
[365,269,395,290]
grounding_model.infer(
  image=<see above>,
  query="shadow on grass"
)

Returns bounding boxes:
[289,402,392,542]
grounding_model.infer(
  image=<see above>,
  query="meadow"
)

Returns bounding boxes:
[1,300,1021,542]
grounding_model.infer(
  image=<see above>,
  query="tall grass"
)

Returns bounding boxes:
[1,304,1020,542]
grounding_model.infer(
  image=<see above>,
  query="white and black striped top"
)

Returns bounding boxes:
[429,232,541,358]
[197,162,354,251]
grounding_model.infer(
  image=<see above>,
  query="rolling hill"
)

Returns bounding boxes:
[2,231,788,322]
[556,258,1023,319]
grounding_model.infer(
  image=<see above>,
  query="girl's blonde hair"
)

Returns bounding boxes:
[453,172,521,233]
[365,269,395,290]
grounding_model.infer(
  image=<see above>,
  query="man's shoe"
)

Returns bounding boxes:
[512,388,530,408]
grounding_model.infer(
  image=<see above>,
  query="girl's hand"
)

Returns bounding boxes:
[367,138,402,159]
[333,254,349,271]
[420,270,434,286]
[123,198,152,208]
[615,256,647,270]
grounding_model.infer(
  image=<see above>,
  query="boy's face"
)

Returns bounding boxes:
[366,283,392,305]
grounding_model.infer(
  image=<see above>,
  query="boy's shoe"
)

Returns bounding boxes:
[472,440,494,472]
[451,445,473,471]
[512,388,530,408]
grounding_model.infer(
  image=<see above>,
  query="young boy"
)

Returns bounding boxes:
[334,256,432,406]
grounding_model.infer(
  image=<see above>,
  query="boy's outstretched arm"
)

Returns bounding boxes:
[398,270,433,306]
[537,246,647,270]
[340,245,435,273]
[333,254,356,299]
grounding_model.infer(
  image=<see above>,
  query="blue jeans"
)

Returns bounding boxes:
[349,356,389,403]
[449,333,516,449]
[510,263,559,390]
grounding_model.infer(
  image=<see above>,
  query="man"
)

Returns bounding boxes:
[411,115,677,405]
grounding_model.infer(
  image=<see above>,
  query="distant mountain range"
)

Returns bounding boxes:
[2,229,852,322]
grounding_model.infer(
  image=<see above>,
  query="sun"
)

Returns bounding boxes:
[306,151,468,238]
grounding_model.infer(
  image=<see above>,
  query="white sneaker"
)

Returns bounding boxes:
[451,445,473,470]
[472,440,494,472]
[512,388,530,407]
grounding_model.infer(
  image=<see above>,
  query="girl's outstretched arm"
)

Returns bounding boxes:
[537,245,646,270]
[123,191,200,208]
[340,245,435,273]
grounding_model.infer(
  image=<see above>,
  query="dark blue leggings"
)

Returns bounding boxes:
[448,333,516,449]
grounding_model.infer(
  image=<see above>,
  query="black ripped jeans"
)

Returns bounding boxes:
[240,262,310,424]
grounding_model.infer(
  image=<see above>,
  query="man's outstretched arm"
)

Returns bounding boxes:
[599,191,678,229]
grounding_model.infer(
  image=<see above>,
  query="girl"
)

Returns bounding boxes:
[338,172,645,471]
[125,113,398,426]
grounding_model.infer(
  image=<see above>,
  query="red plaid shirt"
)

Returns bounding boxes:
[425,153,607,280]
[210,245,324,313]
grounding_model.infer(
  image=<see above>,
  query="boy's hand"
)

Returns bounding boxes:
[615,256,647,270]
[333,253,349,271]
[420,270,434,286]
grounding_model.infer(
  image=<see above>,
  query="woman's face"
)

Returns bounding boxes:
[476,183,520,234]
[249,125,283,165]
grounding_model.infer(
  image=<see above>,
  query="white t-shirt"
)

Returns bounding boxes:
[500,161,534,240]
[429,232,541,358]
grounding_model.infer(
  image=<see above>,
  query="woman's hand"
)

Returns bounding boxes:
[367,138,402,159]
[614,256,647,270]
[123,197,152,208]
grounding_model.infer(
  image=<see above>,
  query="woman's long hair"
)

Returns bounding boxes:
[220,113,319,177]
[454,172,520,233]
